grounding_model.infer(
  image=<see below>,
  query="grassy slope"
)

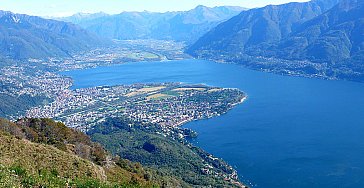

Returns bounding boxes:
[0,131,105,179]
[0,118,158,187]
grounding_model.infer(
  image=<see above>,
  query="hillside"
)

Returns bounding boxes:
[0,10,110,60]
[0,118,165,187]
[0,117,244,187]
[59,6,246,43]
[273,0,364,63]
[0,93,49,118]
[187,0,364,81]
[187,0,340,56]
[89,117,244,188]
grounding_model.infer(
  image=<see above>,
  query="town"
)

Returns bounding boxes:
[26,83,246,131]
[1,40,245,129]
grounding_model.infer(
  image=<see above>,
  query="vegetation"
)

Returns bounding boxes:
[0,164,149,188]
[0,118,159,187]
[187,0,364,82]
[89,117,241,187]
[187,0,340,58]
[0,94,49,118]
[0,10,110,60]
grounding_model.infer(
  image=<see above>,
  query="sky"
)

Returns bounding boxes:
[0,0,310,17]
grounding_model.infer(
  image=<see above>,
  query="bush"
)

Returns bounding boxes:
[9,165,27,176]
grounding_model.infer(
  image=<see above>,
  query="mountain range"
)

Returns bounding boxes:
[274,0,364,63]
[58,6,246,43]
[0,10,109,60]
[187,0,364,81]
[188,0,340,57]
[1,0,363,79]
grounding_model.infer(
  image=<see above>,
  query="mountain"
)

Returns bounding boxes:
[150,6,247,43]
[59,6,247,43]
[187,0,364,81]
[0,10,110,60]
[58,12,109,24]
[67,11,167,40]
[187,0,340,56]
[272,0,364,63]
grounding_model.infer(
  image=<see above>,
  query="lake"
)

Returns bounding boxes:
[62,59,364,188]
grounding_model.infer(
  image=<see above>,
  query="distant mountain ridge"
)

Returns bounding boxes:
[187,0,364,81]
[59,12,109,24]
[59,6,247,43]
[273,0,364,63]
[187,0,341,57]
[0,10,110,60]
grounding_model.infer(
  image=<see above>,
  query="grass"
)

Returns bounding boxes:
[125,87,166,97]
[137,86,166,92]
[140,52,159,59]
[0,131,103,180]
[161,90,180,96]
[146,94,172,100]
[126,52,159,60]
[0,130,157,187]
[0,165,146,188]
[172,87,206,91]
[125,91,140,97]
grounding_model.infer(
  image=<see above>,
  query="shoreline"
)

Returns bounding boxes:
[24,58,249,187]
[190,56,364,84]
[173,94,248,187]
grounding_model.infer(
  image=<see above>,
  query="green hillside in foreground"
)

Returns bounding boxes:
[0,118,245,187]
[0,118,160,187]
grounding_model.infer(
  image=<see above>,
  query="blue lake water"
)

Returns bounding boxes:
[62,59,364,188]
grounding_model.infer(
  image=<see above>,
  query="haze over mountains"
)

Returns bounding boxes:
[58,5,247,43]
[0,10,109,60]
[0,5,246,60]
